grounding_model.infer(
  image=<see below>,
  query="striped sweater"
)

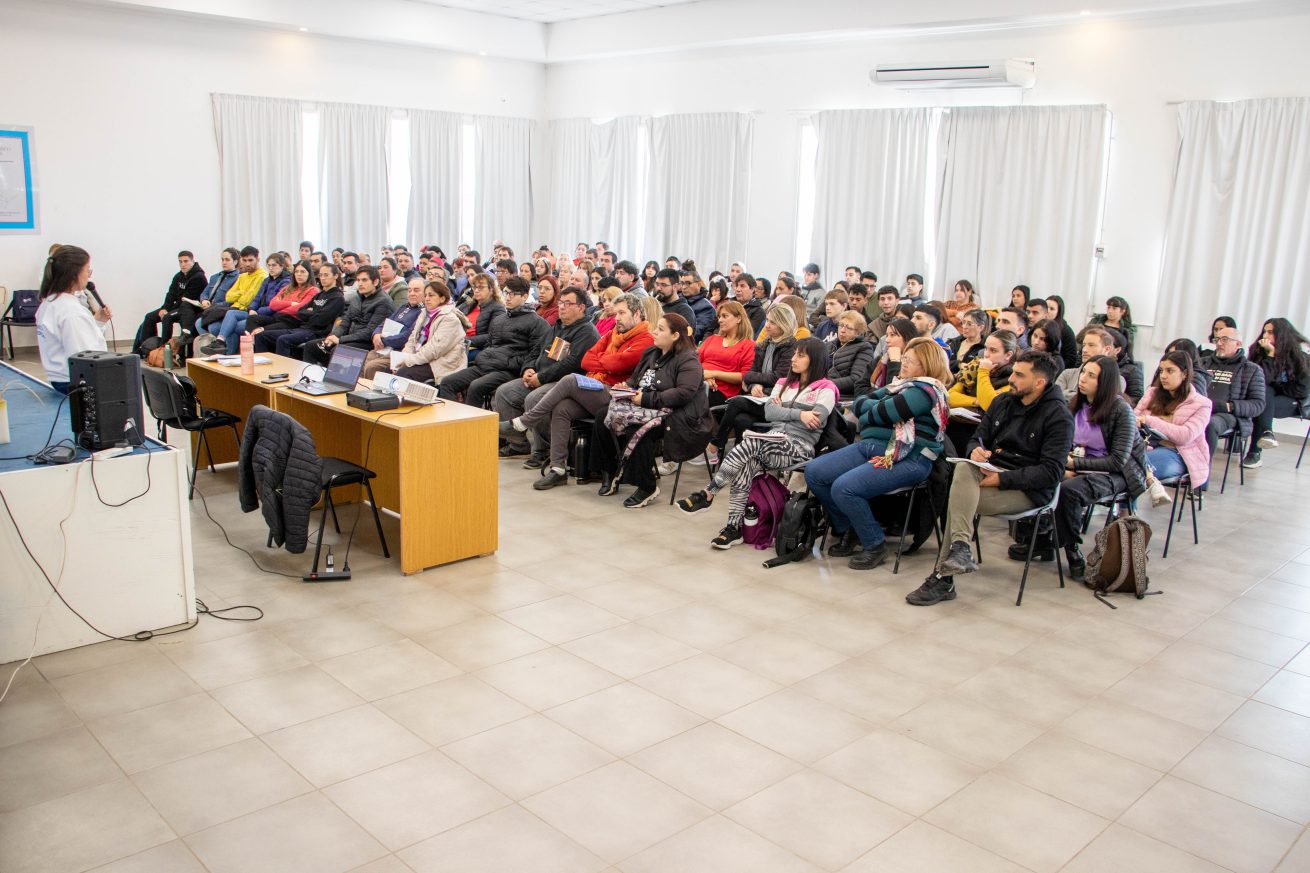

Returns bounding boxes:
[853,382,945,458]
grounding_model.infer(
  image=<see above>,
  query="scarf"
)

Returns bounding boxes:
[871,377,950,467]
[606,320,650,353]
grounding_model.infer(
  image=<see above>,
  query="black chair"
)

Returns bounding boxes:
[972,483,1065,606]
[1081,489,1131,534]
[0,289,39,361]
[888,480,941,575]
[1217,424,1247,492]
[665,447,716,505]
[1160,474,1200,558]
[309,458,390,574]
[140,368,241,499]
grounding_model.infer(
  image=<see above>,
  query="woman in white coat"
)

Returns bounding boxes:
[36,245,112,393]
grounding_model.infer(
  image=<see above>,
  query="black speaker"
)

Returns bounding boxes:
[68,351,145,450]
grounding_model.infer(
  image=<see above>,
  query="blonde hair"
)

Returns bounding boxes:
[714,300,753,344]
[766,302,797,338]
[903,336,953,386]
[778,296,807,332]
[599,286,622,304]
[838,310,867,332]
[641,296,662,325]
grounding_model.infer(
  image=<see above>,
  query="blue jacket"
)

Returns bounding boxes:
[372,302,424,351]
[200,268,239,304]
[251,274,290,316]
[684,290,717,343]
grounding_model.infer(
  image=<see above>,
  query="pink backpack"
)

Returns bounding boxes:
[741,473,790,550]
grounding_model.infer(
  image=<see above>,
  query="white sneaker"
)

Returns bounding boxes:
[656,460,679,476]
[1258,431,1279,449]
[1146,476,1172,508]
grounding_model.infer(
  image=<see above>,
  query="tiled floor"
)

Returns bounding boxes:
[2,349,1310,872]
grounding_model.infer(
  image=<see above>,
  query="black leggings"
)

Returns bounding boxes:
[593,419,661,492]
[714,395,768,450]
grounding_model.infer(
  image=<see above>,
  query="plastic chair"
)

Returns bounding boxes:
[972,482,1064,606]
[1217,423,1247,492]
[140,368,241,499]
[309,458,390,573]
[888,480,941,575]
[1159,474,1200,558]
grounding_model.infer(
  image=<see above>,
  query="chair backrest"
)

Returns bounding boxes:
[6,290,39,323]
[140,368,189,425]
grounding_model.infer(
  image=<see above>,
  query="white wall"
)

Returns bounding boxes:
[0,0,543,343]
[545,6,1310,348]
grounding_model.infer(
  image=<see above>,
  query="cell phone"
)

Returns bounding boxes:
[263,373,289,384]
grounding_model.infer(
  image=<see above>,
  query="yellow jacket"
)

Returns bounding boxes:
[948,363,1010,410]
[755,323,812,342]
[226,268,268,311]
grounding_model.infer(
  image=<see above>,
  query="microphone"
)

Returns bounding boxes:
[85,281,107,310]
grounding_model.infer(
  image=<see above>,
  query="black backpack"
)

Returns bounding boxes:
[763,491,826,568]
[10,289,39,323]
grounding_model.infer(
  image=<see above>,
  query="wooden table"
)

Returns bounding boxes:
[186,355,498,574]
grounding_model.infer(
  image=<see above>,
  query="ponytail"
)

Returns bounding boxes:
[39,245,90,300]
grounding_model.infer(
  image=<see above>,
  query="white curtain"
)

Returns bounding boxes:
[473,115,534,258]
[1156,98,1310,340]
[211,93,303,252]
[317,101,391,256]
[407,109,463,252]
[544,116,645,259]
[809,109,934,290]
[646,112,753,272]
[934,105,1110,308]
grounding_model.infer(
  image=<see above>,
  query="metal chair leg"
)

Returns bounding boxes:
[1189,483,1199,544]
[327,489,341,534]
[892,487,918,575]
[1162,479,1183,558]
[668,462,683,506]
[188,436,204,500]
[1016,519,1038,606]
[1298,421,1309,469]
[363,478,390,558]
[201,430,216,472]
[1050,509,1066,590]
[972,516,983,564]
[310,499,330,574]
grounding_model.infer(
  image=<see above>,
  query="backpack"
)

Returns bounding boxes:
[741,473,789,550]
[763,491,827,569]
[1084,515,1159,608]
[10,289,39,323]
[139,335,165,362]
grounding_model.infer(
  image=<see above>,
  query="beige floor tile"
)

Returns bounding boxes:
[262,704,430,787]
[1218,597,1310,640]
[476,648,622,710]
[574,579,692,620]
[363,589,487,637]
[544,683,703,756]
[890,695,1043,769]
[561,623,700,679]
[517,557,629,591]
[86,840,209,873]
[841,820,1029,873]
[318,639,462,701]
[0,725,123,813]
[441,714,613,799]
[996,731,1162,819]
[374,675,531,746]
[163,630,309,690]
[793,659,938,725]
[346,858,412,873]
[1172,735,1310,823]
[632,653,781,719]
[185,792,387,873]
[1255,670,1310,717]
[814,729,981,816]
[0,681,81,750]
[324,750,510,851]
[1151,639,1281,695]
[270,610,403,662]
[87,693,251,774]
[50,650,202,721]
[33,638,153,682]
[918,611,1042,659]
[1217,700,1310,766]
[714,629,847,685]
[399,805,607,873]
[1288,644,1310,676]
[725,770,911,871]
[1010,636,1141,695]
[1105,664,1245,732]
[924,773,1108,873]
[620,814,821,873]
[717,689,875,764]
[0,780,174,873]
[1245,578,1310,612]
[638,603,764,650]
[498,595,627,644]
[522,761,712,864]
[1053,614,1175,664]
[1061,698,1209,771]
[415,615,550,671]
[1277,827,1310,873]
[952,661,1094,727]
[628,722,801,810]
[130,737,312,834]
[1120,776,1301,873]
[1060,824,1230,873]
[441,569,561,612]
[859,632,997,690]
[211,664,363,734]
[776,605,904,658]
[1183,616,1306,667]
[711,584,824,625]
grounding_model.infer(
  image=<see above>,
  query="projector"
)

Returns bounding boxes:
[346,389,400,411]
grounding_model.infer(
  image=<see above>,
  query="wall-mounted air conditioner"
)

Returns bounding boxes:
[871,59,1036,90]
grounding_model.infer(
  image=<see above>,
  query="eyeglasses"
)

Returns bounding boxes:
[1215,336,1241,345]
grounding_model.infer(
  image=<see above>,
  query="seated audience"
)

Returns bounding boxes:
[133,250,206,354]
[1010,285,1031,309]
[869,317,920,390]
[712,305,798,452]
[902,273,926,304]
[1202,315,1237,357]
[680,271,717,342]
[1029,318,1064,368]
[912,303,960,345]
[806,338,952,569]
[698,300,756,408]
[1199,323,1264,460]
[1086,295,1136,359]
[1136,351,1212,491]
[814,291,848,344]
[996,306,1030,349]
[828,310,875,398]
[215,252,291,354]
[495,286,600,460]
[465,273,507,358]
[948,329,1017,412]
[1246,317,1310,467]
[360,277,426,378]
[943,280,976,331]
[1164,337,1210,394]
[197,246,265,347]
[906,351,1073,606]
[614,260,646,297]
[652,268,696,327]
[592,313,712,508]
[733,273,766,335]
[1105,327,1144,407]
[535,276,560,325]
[801,263,826,315]
[172,247,237,346]
[378,257,409,305]
[1024,297,1049,331]
[1045,295,1080,369]
[947,308,989,373]
[501,293,653,489]
[252,264,345,358]
[680,337,838,547]
[439,276,549,407]
[299,265,395,365]
[594,285,622,334]
[1056,327,1118,398]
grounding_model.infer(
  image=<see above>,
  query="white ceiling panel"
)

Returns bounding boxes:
[409,0,704,23]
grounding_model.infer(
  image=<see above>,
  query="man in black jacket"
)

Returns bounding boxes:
[907,351,1074,606]
[733,273,765,335]
[681,273,717,342]
[440,277,550,409]
[652,269,695,329]
[134,250,206,354]
[493,286,599,459]
[1203,325,1266,460]
[302,266,396,366]
[254,264,347,358]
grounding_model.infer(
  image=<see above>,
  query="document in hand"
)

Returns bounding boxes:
[741,429,788,443]
[947,457,1005,474]
[608,386,638,400]
[574,376,606,391]
[949,407,981,423]
[381,317,407,338]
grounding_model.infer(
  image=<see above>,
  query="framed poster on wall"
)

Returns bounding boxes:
[0,126,38,233]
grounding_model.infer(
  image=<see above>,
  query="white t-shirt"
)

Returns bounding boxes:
[36,292,109,383]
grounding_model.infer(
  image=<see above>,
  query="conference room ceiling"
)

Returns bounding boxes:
[409,0,705,24]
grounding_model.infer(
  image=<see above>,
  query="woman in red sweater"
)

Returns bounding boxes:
[698,300,756,406]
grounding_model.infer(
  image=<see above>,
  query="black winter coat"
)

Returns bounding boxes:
[1070,397,1150,498]
[280,288,345,336]
[333,291,395,346]
[743,337,795,392]
[528,318,600,385]
[468,301,507,349]
[161,264,207,312]
[475,306,551,375]
[631,346,713,462]
[659,295,697,334]
[830,337,876,397]
[969,383,1074,506]
[238,405,323,555]
[684,291,718,342]
[742,298,766,336]
[1202,350,1266,433]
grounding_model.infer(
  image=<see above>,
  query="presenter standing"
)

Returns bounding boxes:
[36,245,111,393]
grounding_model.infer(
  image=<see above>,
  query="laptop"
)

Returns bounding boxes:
[290,344,367,396]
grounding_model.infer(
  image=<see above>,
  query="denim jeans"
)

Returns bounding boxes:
[805,440,934,549]
[1146,447,1186,482]
[217,309,251,354]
